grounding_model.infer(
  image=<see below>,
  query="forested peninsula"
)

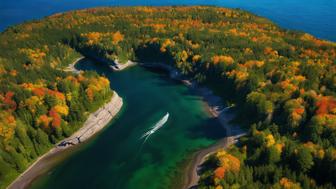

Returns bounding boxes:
[1,6,336,189]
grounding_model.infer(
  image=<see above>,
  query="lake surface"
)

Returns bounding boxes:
[0,0,335,41]
[30,60,225,189]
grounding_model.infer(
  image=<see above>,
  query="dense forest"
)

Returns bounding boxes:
[1,6,336,189]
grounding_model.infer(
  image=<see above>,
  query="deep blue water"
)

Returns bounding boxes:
[0,0,335,41]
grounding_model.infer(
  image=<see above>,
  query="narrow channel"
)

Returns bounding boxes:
[31,59,225,189]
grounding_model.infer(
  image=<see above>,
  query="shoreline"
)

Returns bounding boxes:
[180,80,246,189]
[139,62,246,189]
[7,58,123,189]
[63,56,85,74]
[110,59,137,71]
[7,92,123,189]
[8,59,241,189]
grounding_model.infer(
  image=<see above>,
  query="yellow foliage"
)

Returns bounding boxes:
[279,80,297,93]
[317,149,325,159]
[0,111,16,141]
[85,76,110,101]
[244,60,264,68]
[151,23,166,32]
[0,65,6,75]
[19,48,47,66]
[275,143,284,153]
[66,93,72,101]
[244,48,253,54]
[300,33,315,41]
[226,70,249,82]
[212,55,234,65]
[25,96,43,113]
[266,134,275,147]
[264,47,278,56]
[215,185,223,189]
[192,55,201,63]
[160,39,174,52]
[293,75,306,83]
[181,50,188,62]
[54,105,69,116]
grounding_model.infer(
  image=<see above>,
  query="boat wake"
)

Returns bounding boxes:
[140,112,169,144]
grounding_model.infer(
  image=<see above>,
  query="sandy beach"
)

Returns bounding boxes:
[7,58,123,189]
[110,60,137,71]
[8,60,241,189]
[181,88,245,189]
[63,56,85,74]
[7,91,123,189]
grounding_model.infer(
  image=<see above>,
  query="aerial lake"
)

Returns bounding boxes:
[30,60,225,189]
[1,1,335,188]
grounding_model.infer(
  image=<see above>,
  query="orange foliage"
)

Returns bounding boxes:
[264,47,278,56]
[84,32,102,45]
[46,90,65,101]
[112,31,124,44]
[301,33,330,46]
[315,96,336,115]
[37,114,51,129]
[279,177,301,189]
[2,91,17,110]
[213,150,241,180]
[151,23,166,32]
[9,70,17,76]
[49,109,61,128]
[86,88,94,101]
[32,87,46,97]
[214,167,225,179]
[294,108,305,115]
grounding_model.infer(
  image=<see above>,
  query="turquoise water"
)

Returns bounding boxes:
[0,0,335,41]
[30,60,225,189]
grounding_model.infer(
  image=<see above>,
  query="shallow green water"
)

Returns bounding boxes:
[31,60,225,189]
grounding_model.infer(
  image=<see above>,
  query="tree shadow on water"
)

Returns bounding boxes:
[186,117,226,141]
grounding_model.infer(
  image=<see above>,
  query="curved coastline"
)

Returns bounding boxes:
[8,59,242,189]
[139,62,246,189]
[7,59,123,189]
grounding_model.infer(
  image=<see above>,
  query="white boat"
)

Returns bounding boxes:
[140,112,169,142]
